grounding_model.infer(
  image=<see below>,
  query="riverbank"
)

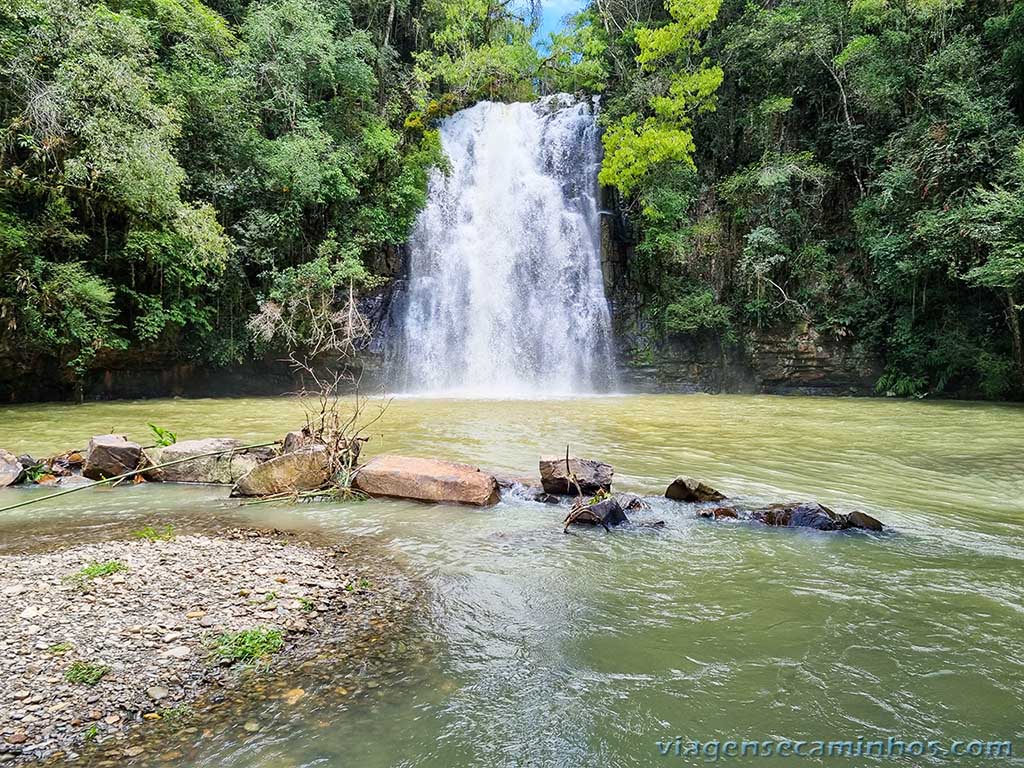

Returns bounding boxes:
[0,528,415,764]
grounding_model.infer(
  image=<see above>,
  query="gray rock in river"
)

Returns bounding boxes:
[539,456,613,495]
[0,448,24,487]
[147,438,264,484]
[665,477,726,503]
[82,435,143,480]
[231,445,332,497]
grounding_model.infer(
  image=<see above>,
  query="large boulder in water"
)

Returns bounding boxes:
[148,438,264,484]
[0,449,23,487]
[83,435,143,480]
[665,477,726,503]
[539,456,613,495]
[231,446,332,497]
[353,455,500,506]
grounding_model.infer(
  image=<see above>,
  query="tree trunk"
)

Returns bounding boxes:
[1007,289,1024,390]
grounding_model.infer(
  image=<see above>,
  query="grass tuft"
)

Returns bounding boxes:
[68,560,128,584]
[133,524,175,541]
[211,628,284,664]
[65,660,108,686]
[159,704,193,729]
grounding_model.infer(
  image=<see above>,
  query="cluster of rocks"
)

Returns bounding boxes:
[2,436,884,533]
[0,431,347,498]
[0,529,396,764]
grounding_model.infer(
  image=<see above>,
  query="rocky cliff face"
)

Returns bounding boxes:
[599,191,880,396]
[614,323,879,395]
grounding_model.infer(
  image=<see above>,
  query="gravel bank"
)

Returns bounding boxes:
[0,529,410,764]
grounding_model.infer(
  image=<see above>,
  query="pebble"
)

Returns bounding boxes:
[0,529,408,763]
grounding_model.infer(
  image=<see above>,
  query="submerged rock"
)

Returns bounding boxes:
[665,477,726,503]
[83,435,143,480]
[749,502,884,532]
[787,503,840,530]
[845,510,884,531]
[231,446,332,497]
[693,499,886,532]
[353,455,500,506]
[0,449,23,487]
[697,506,739,519]
[533,492,562,504]
[148,438,263,484]
[614,492,650,511]
[539,456,613,495]
[491,471,540,489]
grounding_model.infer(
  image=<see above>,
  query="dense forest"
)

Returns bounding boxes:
[1,0,1022,398]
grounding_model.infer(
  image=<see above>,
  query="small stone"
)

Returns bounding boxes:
[5,733,28,745]
[243,721,260,733]
[199,616,216,628]
[146,686,169,701]
[162,646,191,659]
[123,746,145,757]
[185,610,205,619]
[19,606,42,620]
[282,688,305,705]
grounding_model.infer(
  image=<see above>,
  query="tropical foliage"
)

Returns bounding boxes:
[544,0,1024,398]
[2,0,1022,399]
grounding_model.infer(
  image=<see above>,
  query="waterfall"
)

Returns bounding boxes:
[389,95,615,396]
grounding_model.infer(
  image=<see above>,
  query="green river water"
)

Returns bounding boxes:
[2,393,1023,767]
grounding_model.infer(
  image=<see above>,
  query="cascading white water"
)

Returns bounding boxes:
[390,95,615,396]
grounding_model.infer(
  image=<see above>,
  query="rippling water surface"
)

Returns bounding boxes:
[2,394,1023,766]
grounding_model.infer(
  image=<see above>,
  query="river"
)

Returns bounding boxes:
[1,393,1023,766]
